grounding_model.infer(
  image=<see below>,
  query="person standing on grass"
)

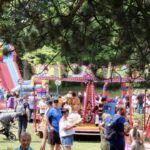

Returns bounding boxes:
[132,93,138,113]
[99,113,110,150]
[38,97,47,116]
[129,120,145,150]
[46,98,62,150]
[105,106,130,150]
[40,99,53,150]
[99,113,111,150]
[67,92,81,113]
[59,108,80,150]
[15,94,30,139]
[28,92,36,122]
[98,97,107,123]
[137,93,144,114]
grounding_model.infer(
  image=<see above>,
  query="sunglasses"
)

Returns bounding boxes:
[61,111,69,114]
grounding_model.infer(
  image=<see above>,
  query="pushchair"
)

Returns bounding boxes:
[0,112,18,141]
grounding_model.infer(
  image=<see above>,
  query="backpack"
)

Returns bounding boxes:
[104,116,121,141]
[15,100,26,116]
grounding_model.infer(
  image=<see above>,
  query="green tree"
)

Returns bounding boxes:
[0,0,150,79]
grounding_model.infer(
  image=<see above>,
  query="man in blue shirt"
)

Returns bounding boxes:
[46,98,62,150]
[107,106,129,150]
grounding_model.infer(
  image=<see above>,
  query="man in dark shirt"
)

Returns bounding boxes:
[104,106,130,150]
[137,94,144,114]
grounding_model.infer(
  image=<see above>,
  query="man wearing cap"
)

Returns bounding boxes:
[46,98,62,150]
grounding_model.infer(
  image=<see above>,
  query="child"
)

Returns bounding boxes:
[15,132,33,150]
[129,120,145,150]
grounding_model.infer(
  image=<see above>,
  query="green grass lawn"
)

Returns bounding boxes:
[0,114,149,150]
[0,123,100,150]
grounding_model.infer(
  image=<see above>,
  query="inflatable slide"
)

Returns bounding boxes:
[0,42,42,93]
[0,42,21,91]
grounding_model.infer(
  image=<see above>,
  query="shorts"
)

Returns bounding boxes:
[48,130,61,145]
[60,135,74,146]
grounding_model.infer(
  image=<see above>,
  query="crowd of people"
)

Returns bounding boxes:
[96,91,146,150]
[99,106,145,150]
[0,89,148,150]
[38,92,82,150]
[0,90,82,150]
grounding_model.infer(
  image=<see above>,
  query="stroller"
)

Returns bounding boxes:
[0,112,18,141]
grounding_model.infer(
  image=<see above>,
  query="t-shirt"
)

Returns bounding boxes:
[38,100,46,114]
[46,107,62,133]
[59,120,75,137]
[107,114,128,147]
[28,96,34,110]
[15,146,33,150]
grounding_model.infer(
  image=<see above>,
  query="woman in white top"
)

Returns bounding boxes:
[129,120,145,150]
[59,108,78,150]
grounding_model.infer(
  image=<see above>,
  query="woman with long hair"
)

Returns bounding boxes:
[129,120,145,150]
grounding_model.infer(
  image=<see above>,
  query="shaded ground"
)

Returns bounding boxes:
[74,134,100,142]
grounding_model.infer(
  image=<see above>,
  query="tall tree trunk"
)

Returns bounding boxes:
[23,60,31,80]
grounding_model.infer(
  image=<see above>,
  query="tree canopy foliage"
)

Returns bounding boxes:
[0,0,150,77]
